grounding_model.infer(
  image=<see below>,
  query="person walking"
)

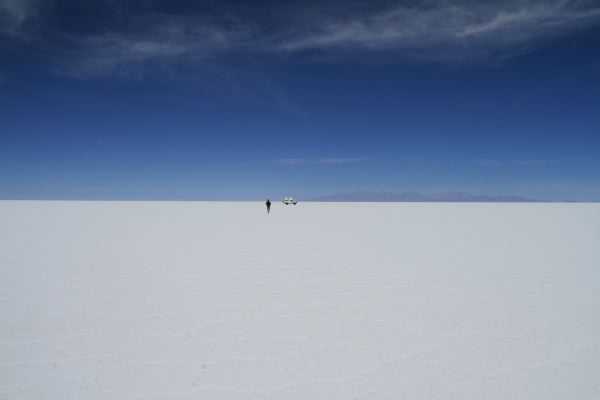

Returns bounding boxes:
[266,199,271,214]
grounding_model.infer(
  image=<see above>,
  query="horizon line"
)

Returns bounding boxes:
[0,198,594,203]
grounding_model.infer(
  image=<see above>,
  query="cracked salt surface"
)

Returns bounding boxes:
[1,201,599,399]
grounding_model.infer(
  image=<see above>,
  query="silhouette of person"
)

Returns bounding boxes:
[266,199,271,214]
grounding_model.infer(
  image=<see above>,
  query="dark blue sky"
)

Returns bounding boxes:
[1,0,599,200]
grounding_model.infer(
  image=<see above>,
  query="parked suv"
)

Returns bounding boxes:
[283,197,298,205]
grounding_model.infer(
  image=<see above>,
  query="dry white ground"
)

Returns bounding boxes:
[1,201,599,399]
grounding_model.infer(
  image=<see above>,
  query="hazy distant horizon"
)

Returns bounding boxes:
[0,189,596,203]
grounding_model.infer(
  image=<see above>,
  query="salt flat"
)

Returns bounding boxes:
[1,201,599,399]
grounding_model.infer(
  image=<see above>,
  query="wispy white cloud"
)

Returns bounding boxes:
[277,0,600,62]
[313,157,368,164]
[0,0,39,37]
[477,159,560,166]
[273,157,368,165]
[56,14,255,78]
[3,0,600,78]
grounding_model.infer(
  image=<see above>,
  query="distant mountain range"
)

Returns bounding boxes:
[308,191,539,202]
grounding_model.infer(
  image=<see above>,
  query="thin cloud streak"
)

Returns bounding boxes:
[0,0,39,37]
[56,14,254,79]
[313,157,368,164]
[273,157,368,165]
[277,1,600,62]
[477,159,560,166]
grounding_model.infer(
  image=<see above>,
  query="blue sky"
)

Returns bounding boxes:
[1,0,599,200]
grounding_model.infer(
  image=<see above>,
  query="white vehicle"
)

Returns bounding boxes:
[283,197,298,205]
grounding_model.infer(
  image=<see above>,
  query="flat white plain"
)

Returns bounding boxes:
[1,201,599,400]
